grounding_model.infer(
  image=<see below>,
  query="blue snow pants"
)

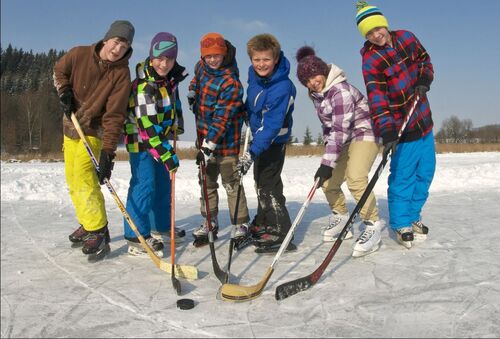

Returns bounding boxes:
[388,132,436,230]
[124,152,171,239]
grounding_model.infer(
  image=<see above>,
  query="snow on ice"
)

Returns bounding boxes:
[1,152,500,337]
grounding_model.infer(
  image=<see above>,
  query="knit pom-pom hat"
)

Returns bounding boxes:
[355,1,389,37]
[296,46,329,86]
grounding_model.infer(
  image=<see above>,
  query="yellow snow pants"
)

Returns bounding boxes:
[63,136,107,231]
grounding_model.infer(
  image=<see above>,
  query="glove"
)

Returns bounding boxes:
[237,151,253,175]
[59,88,76,119]
[314,164,333,188]
[97,150,115,185]
[383,139,398,156]
[195,139,215,166]
[414,85,429,98]
[187,90,196,112]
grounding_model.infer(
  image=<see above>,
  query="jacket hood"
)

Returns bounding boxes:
[321,64,347,94]
[248,51,291,87]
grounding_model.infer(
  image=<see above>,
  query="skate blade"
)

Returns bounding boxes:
[87,244,110,263]
[413,233,427,241]
[352,242,381,258]
[70,242,83,248]
[397,239,412,249]
[127,246,163,257]
[233,236,254,251]
[192,234,217,248]
[323,231,353,242]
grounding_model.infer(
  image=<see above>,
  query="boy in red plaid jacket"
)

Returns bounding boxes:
[356,1,436,248]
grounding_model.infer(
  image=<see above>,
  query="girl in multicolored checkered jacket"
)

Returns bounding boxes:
[356,1,435,248]
[123,32,188,256]
[188,32,250,246]
[296,46,382,258]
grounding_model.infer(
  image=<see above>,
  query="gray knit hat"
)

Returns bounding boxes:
[103,20,135,45]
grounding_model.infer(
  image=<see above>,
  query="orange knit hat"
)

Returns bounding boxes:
[200,32,227,57]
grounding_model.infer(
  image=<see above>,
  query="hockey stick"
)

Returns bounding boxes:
[198,144,228,283]
[220,178,320,301]
[170,134,181,294]
[225,125,251,283]
[275,95,421,300]
[70,114,198,280]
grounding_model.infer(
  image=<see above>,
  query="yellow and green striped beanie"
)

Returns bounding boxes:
[355,1,389,38]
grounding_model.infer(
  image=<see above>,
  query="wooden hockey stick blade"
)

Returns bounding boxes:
[70,114,198,281]
[219,267,274,301]
[159,262,199,280]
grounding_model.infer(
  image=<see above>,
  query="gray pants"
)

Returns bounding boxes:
[199,155,250,225]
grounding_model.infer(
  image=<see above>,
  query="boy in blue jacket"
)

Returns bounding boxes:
[237,34,296,253]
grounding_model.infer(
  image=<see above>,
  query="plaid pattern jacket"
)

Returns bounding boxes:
[310,74,378,168]
[189,53,245,156]
[361,30,434,144]
[124,59,184,172]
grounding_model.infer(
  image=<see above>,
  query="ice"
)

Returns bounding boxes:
[1,152,500,337]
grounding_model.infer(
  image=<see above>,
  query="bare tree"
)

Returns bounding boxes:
[437,115,474,143]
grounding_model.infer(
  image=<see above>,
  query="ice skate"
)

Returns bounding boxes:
[352,220,382,257]
[232,223,253,251]
[395,226,414,249]
[253,233,296,254]
[192,218,218,247]
[82,225,111,262]
[127,235,164,257]
[69,225,89,248]
[151,227,186,243]
[323,211,352,242]
[412,220,429,241]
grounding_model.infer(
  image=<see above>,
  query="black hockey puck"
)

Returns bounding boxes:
[176,298,195,310]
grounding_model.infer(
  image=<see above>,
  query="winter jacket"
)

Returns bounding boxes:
[189,40,245,156]
[53,41,132,152]
[246,52,296,157]
[361,30,434,144]
[124,59,186,172]
[309,64,378,168]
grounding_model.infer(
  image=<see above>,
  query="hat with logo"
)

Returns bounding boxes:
[104,20,135,45]
[355,1,389,38]
[149,32,178,59]
[200,32,227,57]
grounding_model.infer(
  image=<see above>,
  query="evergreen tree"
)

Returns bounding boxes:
[0,45,64,153]
[316,133,323,145]
[303,126,312,145]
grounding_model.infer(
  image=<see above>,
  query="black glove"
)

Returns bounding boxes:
[59,88,76,119]
[237,151,253,175]
[98,150,115,185]
[187,90,196,112]
[196,147,213,166]
[314,164,333,188]
[383,139,398,156]
[414,85,429,98]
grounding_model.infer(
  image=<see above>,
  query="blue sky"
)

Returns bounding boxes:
[2,0,499,142]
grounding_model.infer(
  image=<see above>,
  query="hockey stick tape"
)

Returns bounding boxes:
[176,298,195,310]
